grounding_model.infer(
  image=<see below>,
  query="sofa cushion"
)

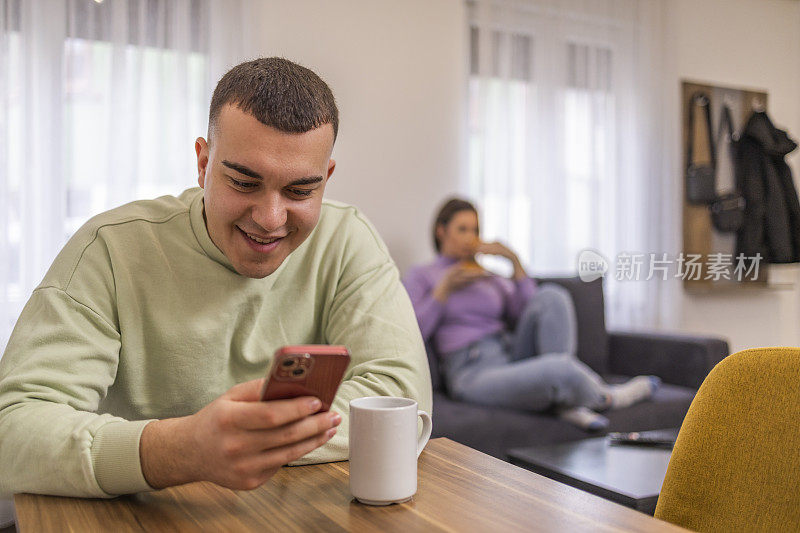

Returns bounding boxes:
[431,379,695,460]
[431,391,590,458]
[425,341,444,392]
[600,375,696,431]
[536,277,609,374]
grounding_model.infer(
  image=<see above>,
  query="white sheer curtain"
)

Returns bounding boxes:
[467,0,672,329]
[0,0,245,352]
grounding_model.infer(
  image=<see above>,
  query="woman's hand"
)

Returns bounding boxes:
[475,241,528,280]
[432,263,488,302]
[475,241,517,261]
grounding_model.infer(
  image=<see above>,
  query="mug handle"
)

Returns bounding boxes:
[416,410,432,457]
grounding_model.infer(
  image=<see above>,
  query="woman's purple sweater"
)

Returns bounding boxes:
[402,255,537,355]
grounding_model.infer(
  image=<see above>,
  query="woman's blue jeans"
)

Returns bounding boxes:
[441,284,608,412]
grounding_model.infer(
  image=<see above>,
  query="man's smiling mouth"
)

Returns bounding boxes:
[245,232,281,244]
[237,227,286,251]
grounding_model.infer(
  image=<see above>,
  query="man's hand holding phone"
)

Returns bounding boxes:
[140,378,340,491]
[140,345,349,491]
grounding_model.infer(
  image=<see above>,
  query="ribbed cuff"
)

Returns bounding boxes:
[91,420,156,495]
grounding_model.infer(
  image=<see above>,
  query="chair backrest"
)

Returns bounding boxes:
[654,347,800,532]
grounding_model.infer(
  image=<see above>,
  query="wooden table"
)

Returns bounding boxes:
[15,438,688,532]
[508,431,677,515]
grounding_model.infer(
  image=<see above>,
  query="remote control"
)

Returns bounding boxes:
[608,430,676,449]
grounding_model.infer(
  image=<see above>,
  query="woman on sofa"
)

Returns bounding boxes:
[402,198,660,431]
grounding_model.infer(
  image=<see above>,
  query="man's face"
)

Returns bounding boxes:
[195,105,336,278]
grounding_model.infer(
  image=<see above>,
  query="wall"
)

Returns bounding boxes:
[662,0,800,352]
[243,0,466,274]
[241,0,800,352]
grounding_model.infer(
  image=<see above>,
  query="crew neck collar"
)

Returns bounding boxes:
[189,189,236,272]
[435,254,461,267]
[188,189,295,283]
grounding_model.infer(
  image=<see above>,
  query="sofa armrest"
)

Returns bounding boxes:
[608,330,729,388]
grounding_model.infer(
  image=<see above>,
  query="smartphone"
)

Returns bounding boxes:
[260,345,351,411]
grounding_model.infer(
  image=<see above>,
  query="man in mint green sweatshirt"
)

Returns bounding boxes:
[0,58,432,498]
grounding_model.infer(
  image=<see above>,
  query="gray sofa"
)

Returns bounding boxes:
[428,276,729,459]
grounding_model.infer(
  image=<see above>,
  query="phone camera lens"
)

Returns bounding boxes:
[282,358,295,368]
[292,368,305,377]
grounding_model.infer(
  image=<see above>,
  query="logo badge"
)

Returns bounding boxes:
[577,249,609,282]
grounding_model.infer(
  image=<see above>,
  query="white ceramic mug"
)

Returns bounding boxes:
[349,396,432,505]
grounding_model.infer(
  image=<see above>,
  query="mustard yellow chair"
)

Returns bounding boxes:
[654,347,800,532]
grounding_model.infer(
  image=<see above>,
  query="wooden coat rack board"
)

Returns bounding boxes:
[681,80,769,291]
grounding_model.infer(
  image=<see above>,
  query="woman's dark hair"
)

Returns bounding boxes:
[433,197,478,253]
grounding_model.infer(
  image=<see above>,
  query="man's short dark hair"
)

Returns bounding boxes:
[208,57,338,144]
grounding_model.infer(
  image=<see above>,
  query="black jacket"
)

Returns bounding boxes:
[735,111,800,263]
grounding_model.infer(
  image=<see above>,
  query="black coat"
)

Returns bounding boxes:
[735,111,800,263]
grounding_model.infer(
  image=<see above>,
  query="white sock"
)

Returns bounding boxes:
[557,406,609,432]
[608,376,660,409]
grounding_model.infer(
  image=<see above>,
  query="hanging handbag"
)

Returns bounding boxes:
[710,104,746,232]
[685,92,717,204]
[711,192,746,232]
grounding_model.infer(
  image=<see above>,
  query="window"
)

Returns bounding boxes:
[467,0,665,327]
[562,42,614,259]
[468,26,536,275]
[1,0,220,350]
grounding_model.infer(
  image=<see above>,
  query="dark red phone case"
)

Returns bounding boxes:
[260,345,350,411]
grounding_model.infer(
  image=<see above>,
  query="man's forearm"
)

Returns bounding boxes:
[139,417,198,489]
